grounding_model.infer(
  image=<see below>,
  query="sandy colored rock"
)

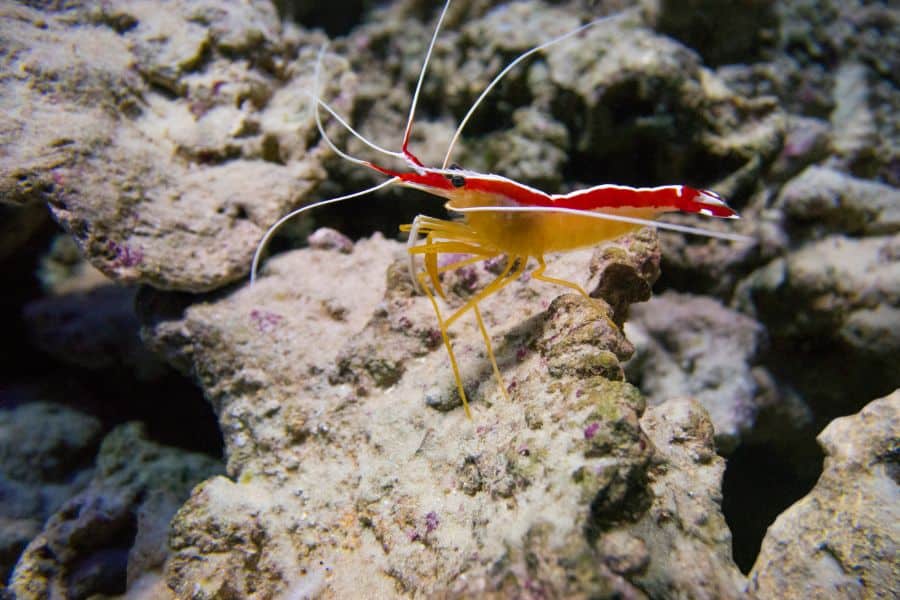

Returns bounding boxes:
[138,228,744,598]
[6,0,897,597]
[8,422,222,599]
[0,1,331,291]
[776,166,900,237]
[636,399,745,599]
[626,292,783,453]
[747,390,900,599]
[736,234,900,358]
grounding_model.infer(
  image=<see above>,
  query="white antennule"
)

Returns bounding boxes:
[448,205,754,243]
[250,178,399,284]
[402,0,454,160]
[250,40,418,286]
[311,44,403,165]
[442,13,623,169]
[313,96,404,161]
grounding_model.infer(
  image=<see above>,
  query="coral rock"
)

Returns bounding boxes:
[8,423,222,599]
[747,390,900,599]
[625,292,783,453]
[139,230,744,598]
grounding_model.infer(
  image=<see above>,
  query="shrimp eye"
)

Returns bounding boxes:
[445,163,465,187]
[445,173,466,188]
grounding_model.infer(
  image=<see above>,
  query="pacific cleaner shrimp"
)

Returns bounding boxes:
[252,0,751,418]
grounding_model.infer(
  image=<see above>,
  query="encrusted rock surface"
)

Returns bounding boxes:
[8,422,222,599]
[135,230,745,598]
[0,401,102,582]
[735,234,900,411]
[625,292,790,453]
[2,0,898,596]
[0,1,329,291]
[776,166,900,238]
[747,390,899,599]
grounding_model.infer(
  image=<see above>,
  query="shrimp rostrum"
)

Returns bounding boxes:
[251,0,750,418]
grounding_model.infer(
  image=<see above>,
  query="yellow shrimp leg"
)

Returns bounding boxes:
[416,269,472,418]
[418,248,512,405]
[472,303,510,404]
[403,216,491,299]
[401,217,481,244]
[436,253,495,274]
[440,256,526,406]
[415,251,525,417]
[443,256,525,329]
[530,255,591,300]
[410,239,497,299]
[407,241,493,256]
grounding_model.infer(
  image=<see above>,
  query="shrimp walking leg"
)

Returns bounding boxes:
[414,251,525,416]
[443,256,526,402]
[472,303,510,403]
[421,250,511,405]
[530,256,591,300]
[443,257,524,329]
[410,239,497,298]
[416,270,473,418]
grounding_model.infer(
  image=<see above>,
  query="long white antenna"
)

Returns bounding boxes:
[250,45,409,285]
[402,0,453,159]
[314,96,404,161]
[251,178,399,284]
[449,205,753,242]
[442,15,621,168]
[312,45,404,165]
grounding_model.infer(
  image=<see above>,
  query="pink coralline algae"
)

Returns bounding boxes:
[424,511,440,533]
[249,309,283,333]
[107,240,143,268]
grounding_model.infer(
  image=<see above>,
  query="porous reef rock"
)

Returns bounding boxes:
[0,1,332,291]
[747,390,900,599]
[23,284,166,380]
[625,292,798,454]
[776,166,900,238]
[0,400,102,582]
[735,233,900,412]
[141,229,743,598]
[733,161,900,423]
[8,422,222,600]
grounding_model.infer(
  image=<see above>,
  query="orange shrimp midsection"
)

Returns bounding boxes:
[446,191,660,256]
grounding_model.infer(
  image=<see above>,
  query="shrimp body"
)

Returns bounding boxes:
[252,0,751,418]
[373,166,739,257]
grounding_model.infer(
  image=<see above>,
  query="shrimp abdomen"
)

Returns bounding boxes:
[462,208,655,257]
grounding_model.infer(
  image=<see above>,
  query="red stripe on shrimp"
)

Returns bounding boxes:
[462,175,554,207]
[554,184,737,218]
[457,177,737,219]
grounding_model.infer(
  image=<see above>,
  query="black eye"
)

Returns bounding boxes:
[447,174,465,188]
[444,163,465,187]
